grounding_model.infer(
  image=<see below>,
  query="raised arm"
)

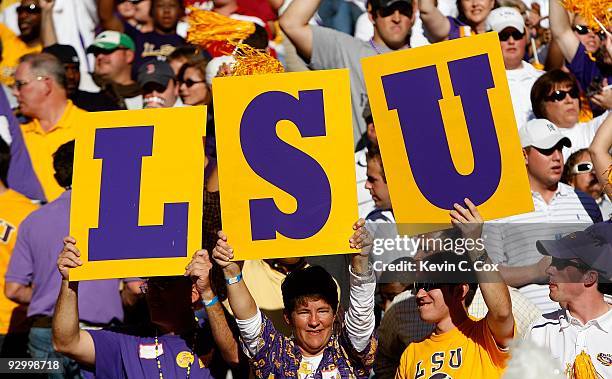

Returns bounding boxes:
[51,237,95,366]
[98,0,125,32]
[418,0,450,42]
[451,199,514,348]
[496,258,551,288]
[589,113,612,197]
[211,231,257,321]
[40,0,57,47]
[549,0,579,61]
[185,250,240,366]
[278,0,319,61]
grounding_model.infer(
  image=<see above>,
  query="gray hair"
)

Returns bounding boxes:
[19,53,67,90]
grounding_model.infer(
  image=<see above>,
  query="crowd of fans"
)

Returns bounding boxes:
[0,0,611,378]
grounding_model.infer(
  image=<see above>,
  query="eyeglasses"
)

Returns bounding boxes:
[571,161,593,174]
[545,88,580,102]
[573,25,606,38]
[550,256,590,271]
[13,76,46,90]
[16,3,41,14]
[499,30,525,41]
[180,79,206,88]
[378,2,413,18]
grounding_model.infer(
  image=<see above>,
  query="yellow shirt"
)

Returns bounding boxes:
[0,189,38,334]
[20,101,86,202]
[0,23,42,86]
[395,317,511,379]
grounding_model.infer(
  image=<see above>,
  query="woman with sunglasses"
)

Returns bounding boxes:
[549,0,611,117]
[178,57,211,108]
[589,111,612,200]
[530,69,609,162]
[419,0,496,42]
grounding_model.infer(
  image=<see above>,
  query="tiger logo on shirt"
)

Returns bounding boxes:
[414,348,462,379]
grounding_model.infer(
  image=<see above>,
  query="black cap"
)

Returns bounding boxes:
[137,59,175,88]
[43,44,80,65]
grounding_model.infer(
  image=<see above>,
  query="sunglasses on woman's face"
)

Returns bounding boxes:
[545,87,580,102]
[573,25,606,38]
[499,30,524,41]
[571,161,593,175]
[180,79,205,88]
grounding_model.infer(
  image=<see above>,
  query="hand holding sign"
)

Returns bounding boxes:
[212,231,244,279]
[184,250,214,299]
[57,236,82,281]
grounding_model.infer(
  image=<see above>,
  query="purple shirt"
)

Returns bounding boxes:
[0,89,45,202]
[5,191,124,323]
[447,16,472,40]
[89,329,215,379]
[123,21,186,76]
[567,43,612,116]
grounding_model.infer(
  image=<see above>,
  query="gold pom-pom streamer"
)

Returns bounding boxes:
[568,351,604,379]
[561,0,611,32]
[232,43,285,76]
[607,165,612,187]
[186,8,255,47]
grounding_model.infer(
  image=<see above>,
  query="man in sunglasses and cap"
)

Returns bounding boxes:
[526,222,612,378]
[484,119,603,314]
[137,59,182,108]
[396,199,515,378]
[486,7,542,130]
[280,0,416,148]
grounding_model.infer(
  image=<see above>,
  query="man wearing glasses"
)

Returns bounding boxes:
[484,119,603,314]
[527,222,612,378]
[485,7,543,131]
[5,52,86,203]
[395,200,515,379]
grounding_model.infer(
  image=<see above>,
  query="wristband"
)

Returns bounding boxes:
[203,296,219,307]
[225,273,243,285]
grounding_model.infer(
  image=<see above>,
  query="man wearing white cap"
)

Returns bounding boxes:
[486,6,542,130]
[484,118,603,313]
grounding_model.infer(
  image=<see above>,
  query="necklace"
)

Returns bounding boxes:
[154,320,198,379]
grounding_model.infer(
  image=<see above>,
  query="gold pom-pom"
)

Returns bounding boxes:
[568,351,603,379]
[186,8,256,47]
[607,165,612,187]
[232,43,285,76]
[561,0,611,32]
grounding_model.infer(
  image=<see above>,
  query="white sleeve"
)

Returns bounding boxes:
[345,265,376,352]
[235,309,263,356]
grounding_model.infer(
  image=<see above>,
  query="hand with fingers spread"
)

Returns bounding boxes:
[57,236,83,281]
[184,250,214,298]
[349,218,372,256]
[212,231,243,277]
[449,198,484,241]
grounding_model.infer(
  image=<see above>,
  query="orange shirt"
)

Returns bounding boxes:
[0,189,38,334]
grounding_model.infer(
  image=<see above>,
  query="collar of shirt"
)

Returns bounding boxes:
[561,307,612,333]
[22,100,77,135]
[532,183,572,202]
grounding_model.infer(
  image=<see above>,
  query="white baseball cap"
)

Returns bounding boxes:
[487,7,525,33]
[519,119,572,149]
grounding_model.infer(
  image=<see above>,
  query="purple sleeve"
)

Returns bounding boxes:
[89,330,126,379]
[246,313,287,378]
[566,43,599,91]
[0,87,19,137]
[5,217,34,285]
[447,16,465,40]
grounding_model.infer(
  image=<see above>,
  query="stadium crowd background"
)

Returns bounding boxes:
[0,0,611,378]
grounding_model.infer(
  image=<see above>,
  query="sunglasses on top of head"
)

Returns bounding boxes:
[545,87,580,102]
[16,3,40,14]
[377,2,413,18]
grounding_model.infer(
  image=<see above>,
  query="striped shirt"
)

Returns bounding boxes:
[483,183,602,313]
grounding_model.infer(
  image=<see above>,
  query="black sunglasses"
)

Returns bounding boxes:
[17,3,40,14]
[499,30,524,41]
[180,79,206,88]
[378,2,413,18]
[550,256,590,271]
[143,82,169,94]
[545,88,580,102]
[412,282,444,295]
[573,25,606,38]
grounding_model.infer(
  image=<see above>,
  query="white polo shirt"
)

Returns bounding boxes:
[526,306,612,377]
